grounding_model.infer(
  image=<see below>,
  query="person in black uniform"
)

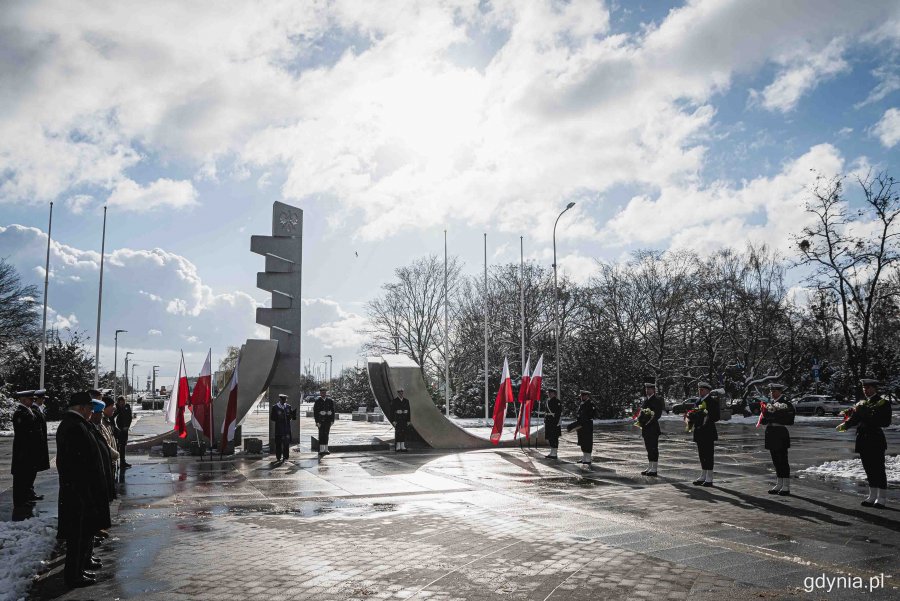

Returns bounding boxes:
[113,395,134,469]
[88,399,116,502]
[838,379,892,508]
[638,382,665,476]
[691,382,720,487]
[270,394,297,462]
[391,387,411,452]
[761,383,795,496]
[543,388,562,459]
[12,390,39,515]
[566,390,594,466]
[313,387,335,456]
[57,391,110,589]
[30,389,51,502]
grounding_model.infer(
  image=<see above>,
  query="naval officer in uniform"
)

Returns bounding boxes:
[567,390,595,466]
[31,389,51,501]
[313,387,335,456]
[761,383,795,496]
[270,394,297,462]
[690,381,720,487]
[839,379,892,508]
[12,390,39,513]
[638,382,665,476]
[391,387,411,452]
[543,387,562,459]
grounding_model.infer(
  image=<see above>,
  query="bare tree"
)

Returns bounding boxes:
[0,259,39,365]
[797,171,900,390]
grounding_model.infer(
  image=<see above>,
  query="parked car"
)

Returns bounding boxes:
[672,397,699,414]
[794,395,842,416]
[663,398,679,414]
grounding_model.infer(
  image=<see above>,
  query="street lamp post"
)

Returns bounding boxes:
[152,366,159,398]
[113,329,127,398]
[124,352,133,399]
[552,202,576,395]
[131,364,139,401]
[325,354,333,385]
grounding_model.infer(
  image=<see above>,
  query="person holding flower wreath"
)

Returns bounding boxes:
[637,382,665,476]
[837,379,892,508]
[760,383,795,496]
[687,381,720,487]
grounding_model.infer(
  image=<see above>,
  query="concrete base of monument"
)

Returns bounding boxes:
[310,436,392,452]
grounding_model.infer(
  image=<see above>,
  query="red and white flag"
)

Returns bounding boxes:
[164,352,190,438]
[490,358,514,444]
[517,355,531,405]
[190,349,213,439]
[219,353,240,453]
[518,355,543,438]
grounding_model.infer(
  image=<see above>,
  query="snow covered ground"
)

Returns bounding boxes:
[0,515,57,601]
[799,455,900,485]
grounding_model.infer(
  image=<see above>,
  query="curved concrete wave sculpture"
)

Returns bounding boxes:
[129,339,279,451]
[368,354,545,449]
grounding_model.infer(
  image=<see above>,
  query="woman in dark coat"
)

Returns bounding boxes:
[760,383,795,496]
[838,379,892,508]
[567,390,594,466]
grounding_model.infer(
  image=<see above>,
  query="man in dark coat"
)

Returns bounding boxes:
[57,391,110,588]
[761,383,795,496]
[113,395,133,468]
[88,400,116,502]
[269,394,297,462]
[313,387,335,456]
[11,390,39,512]
[567,390,594,466]
[391,387,411,452]
[639,382,665,476]
[839,379,892,508]
[543,388,562,459]
[30,389,51,501]
[690,382,720,487]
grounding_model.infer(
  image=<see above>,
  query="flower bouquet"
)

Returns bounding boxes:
[634,407,653,428]
[684,408,705,432]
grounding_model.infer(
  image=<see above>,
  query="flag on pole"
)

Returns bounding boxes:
[514,355,531,438]
[163,352,190,438]
[490,358,514,444]
[219,353,240,453]
[189,349,213,438]
[518,355,543,438]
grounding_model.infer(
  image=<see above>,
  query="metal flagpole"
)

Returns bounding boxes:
[484,233,489,422]
[444,229,450,417]
[94,206,107,389]
[209,348,214,461]
[39,202,53,389]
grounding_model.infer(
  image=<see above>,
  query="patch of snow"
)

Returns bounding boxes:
[799,455,900,484]
[0,514,58,601]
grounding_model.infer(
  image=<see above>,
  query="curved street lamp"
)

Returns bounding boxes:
[553,202,576,395]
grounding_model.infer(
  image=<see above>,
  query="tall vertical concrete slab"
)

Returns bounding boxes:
[251,201,303,446]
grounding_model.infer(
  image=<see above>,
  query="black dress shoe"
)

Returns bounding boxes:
[701,481,714,487]
[123,462,133,468]
[544,454,558,460]
[66,577,96,589]
[768,487,781,494]
[778,490,791,496]
[692,478,705,485]
[645,472,658,477]
[30,494,44,501]
[873,501,887,509]
[88,558,102,569]
[861,500,876,507]
[82,571,97,578]
[640,469,649,475]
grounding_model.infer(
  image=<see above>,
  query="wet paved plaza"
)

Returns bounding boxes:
[13,417,900,600]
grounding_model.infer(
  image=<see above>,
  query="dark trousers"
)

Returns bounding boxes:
[770,449,790,478]
[273,435,290,460]
[395,421,408,444]
[696,440,715,471]
[644,434,659,462]
[12,470,36,506]
[64,530,93,585]
[860,450,887,488]
[117,429,129,463]
[318,423,332,447]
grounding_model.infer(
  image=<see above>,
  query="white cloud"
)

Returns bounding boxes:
[106,178,198,212]
[557,253,599,285]
[752,39,849,112]
[65,194,95,214]
[148,328,162,336]
[873,107,900,148]
[303,298,369,350]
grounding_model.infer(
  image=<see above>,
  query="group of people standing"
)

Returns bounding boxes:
[11,388,134,589]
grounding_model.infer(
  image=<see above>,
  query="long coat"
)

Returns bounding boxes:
[847,395,892,454]
[313,397,336,426]
[270,402,297,438]
[391,397,411,424]
[56,411,111,539]
[762,399,795,451]
[12,404,38,475]
[640,394,665,439]
[567,399,594,450]
[88,422,116,502]
[114,403,133,430]
[692,394,720,443]
[31,405,51,471]
[544,397,562,439]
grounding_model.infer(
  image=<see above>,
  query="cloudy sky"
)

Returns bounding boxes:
[2,0,899,384]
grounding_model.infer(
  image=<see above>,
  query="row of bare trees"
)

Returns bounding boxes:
[363,171,900,418]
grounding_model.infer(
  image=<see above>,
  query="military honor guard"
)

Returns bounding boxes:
[688,381,720,487]
[270,393,297,462]
[391,387,411,452]
[543,387,562,459]
[57,391,110,589]
[114,395,134,468]
[838,379,892,508]
[31,389,51,500]
[761,383,795,496]
[11,390,40,513]
[313,387,335,456]
[638,382,665,476]
[566,390,595,466]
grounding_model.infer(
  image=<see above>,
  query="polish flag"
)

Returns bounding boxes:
[514,355,531,438]
[164,352,190,438]
[490,358,513,444]
[520,355,543,438]
[190,349,213,439]
[219,353,240,453]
